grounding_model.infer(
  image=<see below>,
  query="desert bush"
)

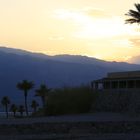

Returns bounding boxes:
[46,86,94,115]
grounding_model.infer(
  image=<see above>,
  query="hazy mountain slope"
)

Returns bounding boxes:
[1,46,140,70]
[0,51,112,103]
[0,47,140,103]
[51,54,140,70]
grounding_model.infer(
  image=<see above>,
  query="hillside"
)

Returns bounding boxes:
[0,47,140,103]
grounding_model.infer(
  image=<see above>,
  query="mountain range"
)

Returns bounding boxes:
[0,46,140,103]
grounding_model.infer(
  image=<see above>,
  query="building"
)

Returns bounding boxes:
[91,71,140,90]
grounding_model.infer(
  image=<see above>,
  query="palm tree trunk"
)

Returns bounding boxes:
[5,105,8,118]
[14,112,16,117]
[34,107,36,113]
[20,112,23,117]
[24,91,28,116]
[41,96,45,108]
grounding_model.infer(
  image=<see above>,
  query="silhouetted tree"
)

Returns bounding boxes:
[31,100,39,113]
[18,105,25,117]
[17,80,34,116]
[10,104,18,117]
[1,96,10,118]
[125,3,140,24]
[35,84,51,108]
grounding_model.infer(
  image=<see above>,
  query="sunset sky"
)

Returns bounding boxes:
[0,0,140,62]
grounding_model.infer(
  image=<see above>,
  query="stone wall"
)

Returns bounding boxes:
[0,121,140,135]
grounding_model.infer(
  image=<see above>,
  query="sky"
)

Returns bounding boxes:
[0,0,140,62]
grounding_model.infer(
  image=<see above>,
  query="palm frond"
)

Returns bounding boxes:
[126,10,140,19]
[135,3,140,13]
[125,3,140,24]
[125,18,140,24]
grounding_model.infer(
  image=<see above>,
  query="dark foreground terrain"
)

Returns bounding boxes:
[0,113,140,140]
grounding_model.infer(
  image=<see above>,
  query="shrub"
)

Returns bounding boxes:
[46,86,93,115]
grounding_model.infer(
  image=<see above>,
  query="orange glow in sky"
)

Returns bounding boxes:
[0,0,140,62]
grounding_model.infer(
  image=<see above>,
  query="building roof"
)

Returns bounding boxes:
[93,71,140,83]
[108,71,140,79]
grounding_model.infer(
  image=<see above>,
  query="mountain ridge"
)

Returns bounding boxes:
[0,46,137,66]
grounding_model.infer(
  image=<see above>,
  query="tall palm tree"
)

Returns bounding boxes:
[31,100,39,113]
[17,80,34,116]
[35,84,51,108]
[10,104,18,117]
[18,105,25,117]
[1,96,10,118]
[125,3,140,24]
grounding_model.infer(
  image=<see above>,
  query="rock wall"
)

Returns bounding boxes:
[0,121,140,135]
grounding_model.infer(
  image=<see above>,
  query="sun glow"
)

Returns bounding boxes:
[75,18,133,39]
[54,9,137,39]
[49,8,140,62]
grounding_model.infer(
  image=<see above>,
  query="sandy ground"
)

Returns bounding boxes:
[1,134,140,140]
[0,113,140,140]
[0,112,139,124]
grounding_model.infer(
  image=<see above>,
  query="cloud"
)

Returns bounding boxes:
[82,7,111,18]
[127,55,140,64]
[129,38,140,47]
[112,39,133,48]
[122,56,132,61]
[53,9,79,20]
[53,7,110,20]
[52,7,140,43]
[48,35,64,40]
[121,38,140,64]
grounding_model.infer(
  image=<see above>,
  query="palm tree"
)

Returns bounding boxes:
[125,3,140,24]
[1,96,10,118]
[10,104,18,117]
[35,84,51,108]
[31,100,39,113]
[18,105,25,117]
[17,80,34,116]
